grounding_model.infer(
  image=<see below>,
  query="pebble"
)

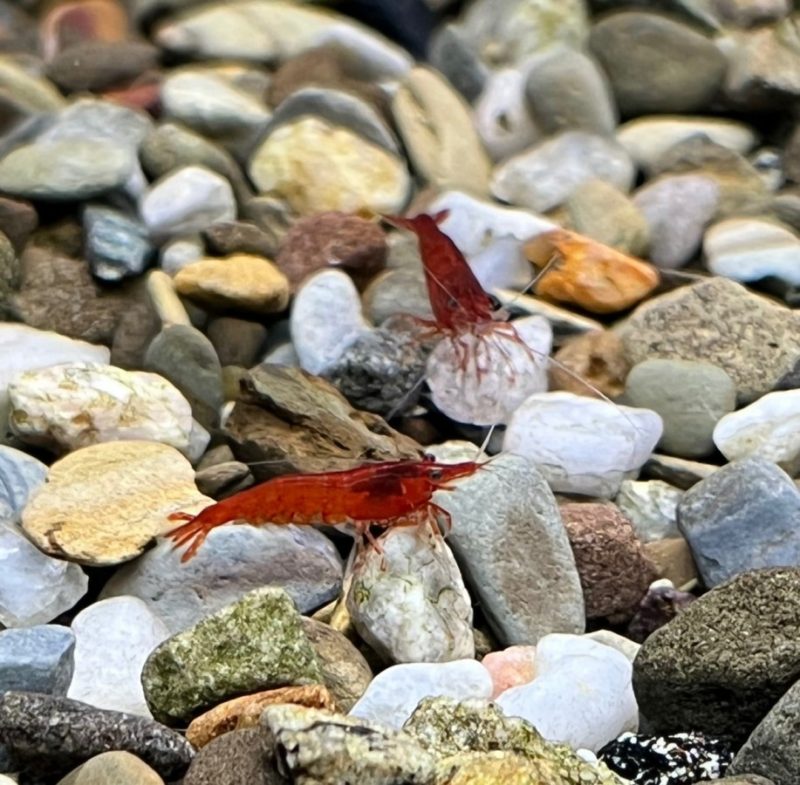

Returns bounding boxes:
[248,117,411,215]
[102,524,343,633]
[57,751,165,785]
[504,392,663,498]
[642,453,719,490]
[141,587,323,725]
[496,634,638,753]
[83,204,154,281]
[347,528,474,664]
[0,522,88,627]
[730,676,800,784]
[428,24,489,103]
[598,731,733,785]
[474,67,539,162]
[0,196,38,254]
[481,645,537,698]
[618,277,800,405]
[173,254,289,315]
[0,691,193,782]
[616,116,757,175]
[290,270,371,376]
[161,70,271,136]
[186,685,335,748]
[182,728,270,785]
[677,457,800,587]
[615,480,683,543]
[206,317,267,368]
[714,389,800,473]
[626,580,696,643]
[585,630,641,663]
[525,228,660,314]
[549,329,631,399]
[492,130,635,212]
[0,445,47,521]
[203,220,278,261]
[0,138,135,201]
[363,268,434,325]
[634,568,800,748]
[623,358,737,458]
[704,217,800,285]
[393,65,491,194]
[566,179,650,257]
[589,11,727,116]
[433,452,584,644]
[67,597,170,717]
[8,361,204,459]
[275,210,387,292]
[160,236,205,276]
[140,165,236,240]
[633,174,720,268]
[560,502,656,622]
[21,440,210,566]
[349,658,493,729]
[0,625,75,695]
[643,537,699,589]
[525,45,617,136]
[425,315,552,426]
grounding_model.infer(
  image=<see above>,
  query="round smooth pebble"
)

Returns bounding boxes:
[491,130,635,212]
[0,523,88,628]
[290,270,371,375]
[67,597,170,717]
[347,528,474,664]
[481,645,537,699]
[8,361,206,460]
[101,524,344,633]
[623,359,737,458]
[615,480,683,543]
[140,165,236,239]
[704,218,800,285]
[713,389,800,474]
[248,116,411,215]
[504,392,663,498]
[496,633,638,753]
[348,659,493,729]
[21,441,212,566]
[173,254,290,314]
[633,174,720,268]
[425,315,552,426]
[56,751,165,785]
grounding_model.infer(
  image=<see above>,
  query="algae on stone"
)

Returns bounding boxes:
[141,587,323,725]
[404,698,626,785]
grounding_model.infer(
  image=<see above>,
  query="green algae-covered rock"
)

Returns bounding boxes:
[404,698,626,785]
[142,587,323,725]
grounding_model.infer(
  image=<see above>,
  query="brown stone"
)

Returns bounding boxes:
[207,317,267,368]
[275,210,387,291]
[643,537,699,589]
[186,685,336,748]
[224,364,422,481]
[182,728,279,785]
[301,618,373,713]
[203,221,279,260]
[549,330,631,398]
[524,228,661,314]
[0,197,37,253]
[40,0,129,61]
[560,501,658,622]
[47,40,159,92]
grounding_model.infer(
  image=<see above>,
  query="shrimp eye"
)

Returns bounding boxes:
[488,293,503,311]
[429,469,444,481]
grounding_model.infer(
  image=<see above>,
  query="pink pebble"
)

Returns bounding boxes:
[482,645,537,699]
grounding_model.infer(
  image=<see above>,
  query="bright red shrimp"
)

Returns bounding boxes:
[166,457,481,563]
[382,211,539,377]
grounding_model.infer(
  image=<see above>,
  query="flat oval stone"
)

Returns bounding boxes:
[492,131,635,212]
[21,441,211,566]
[248,116,411,216]
[56,751,165,785]
[504,392,663,498]
[173,254,289,315]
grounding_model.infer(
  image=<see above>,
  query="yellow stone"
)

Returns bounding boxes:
[186,684,337,748]
[248,116,411,215]
[22,441,211,566]
[173,254,290,314]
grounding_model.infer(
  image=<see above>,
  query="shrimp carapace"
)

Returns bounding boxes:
[167,457,482,562]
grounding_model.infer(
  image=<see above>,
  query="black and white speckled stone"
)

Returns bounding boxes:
[598,731,732,785]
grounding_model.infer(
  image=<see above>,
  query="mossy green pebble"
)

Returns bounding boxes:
[141,587,323,725]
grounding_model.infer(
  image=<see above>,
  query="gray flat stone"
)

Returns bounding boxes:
[0,625,75,695]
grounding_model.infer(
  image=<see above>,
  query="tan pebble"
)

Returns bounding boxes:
[22,441,211,566]
[525,228,660,314]
[57,751,163,785]
[549,330,631,398]
[643,537,699,590]
[173,254,290,314]
[186,684,336,748]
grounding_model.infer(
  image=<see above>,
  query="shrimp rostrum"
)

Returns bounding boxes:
[167,457,481,562]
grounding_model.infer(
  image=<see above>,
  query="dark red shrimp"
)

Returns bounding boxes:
[382,211,538,377]
[166,457,482,563]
